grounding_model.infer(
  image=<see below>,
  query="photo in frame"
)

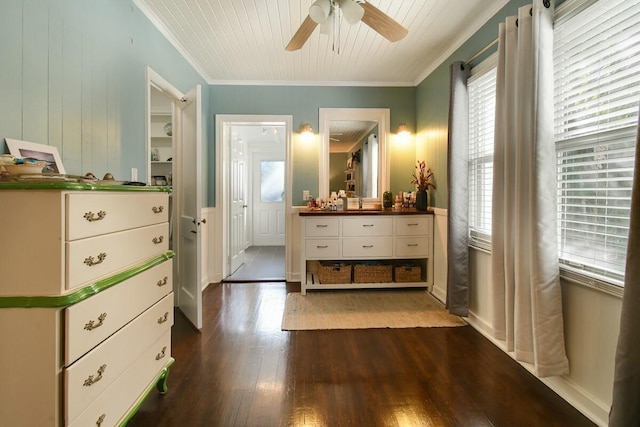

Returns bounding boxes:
[5,139,66,174]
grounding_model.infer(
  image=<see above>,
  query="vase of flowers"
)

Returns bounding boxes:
[411,160,435,211]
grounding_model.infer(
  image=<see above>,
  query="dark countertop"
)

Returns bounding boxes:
[299,207,434,216]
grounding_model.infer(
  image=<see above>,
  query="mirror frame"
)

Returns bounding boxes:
[318,108,390,201]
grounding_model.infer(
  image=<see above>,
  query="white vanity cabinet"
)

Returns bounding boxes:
[299,210,434,295]
[0,184,175,426]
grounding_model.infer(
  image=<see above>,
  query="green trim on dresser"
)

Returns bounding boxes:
[118,357,176,427]
[0,251,175,308]
[0,180,171,192]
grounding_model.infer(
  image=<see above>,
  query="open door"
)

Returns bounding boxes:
[176,85,203,329]
[229,130,247,274]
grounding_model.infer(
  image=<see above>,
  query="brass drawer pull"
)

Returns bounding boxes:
[83,364,107,387]
[156,346,167,361]
[362,245,374,248]
[83,210,107,222]
[84,252,107,266]
[316,224,328,228]
[362,224,374,227]
[316,245,328,249]
[157,276,169,287]
[407,223,419,226]
[407,243,419,247]
[152,206,164,214]
[84,313,107,331]
[153,236,164,245]
[96,414,106,426]
[158,312,169,324]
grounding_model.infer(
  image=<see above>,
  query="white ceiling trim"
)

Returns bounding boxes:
[132,0,211,84]
[413,0,510,85]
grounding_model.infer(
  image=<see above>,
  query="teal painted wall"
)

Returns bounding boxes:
[415,0,536,209]
[0,0,209,197]
[210,85,415,206]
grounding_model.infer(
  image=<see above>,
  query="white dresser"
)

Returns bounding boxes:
[300,210,434,295]
[0,183,175,426]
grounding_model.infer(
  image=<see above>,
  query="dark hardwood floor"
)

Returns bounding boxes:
[128,282,596,427]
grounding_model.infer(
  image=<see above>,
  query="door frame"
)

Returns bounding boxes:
[215,114,292,280]
[145,67,183,302]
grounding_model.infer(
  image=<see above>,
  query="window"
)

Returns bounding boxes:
[554,0,640,287]
[468,57,497,250]
[260,160,285,202]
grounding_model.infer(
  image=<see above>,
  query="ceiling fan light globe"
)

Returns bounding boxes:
[339,0,364,25]
[319,18,332,35]
[309,0,331,24]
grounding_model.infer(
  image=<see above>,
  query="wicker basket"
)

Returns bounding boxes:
[318,262,352,284]
[353,263,392,283]
[394,265,422,282]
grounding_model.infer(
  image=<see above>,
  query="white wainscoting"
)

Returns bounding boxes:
[467,248,619,427]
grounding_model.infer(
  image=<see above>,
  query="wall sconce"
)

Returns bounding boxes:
[397,123,410,136]
[396,123,411,144]
[300,123,314,143]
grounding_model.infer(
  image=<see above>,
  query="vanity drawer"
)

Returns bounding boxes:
[342,217,392,237]
[65,259,173,364]
[66,223,169,291]
[305,217,340,237]
[64,293,173,424]
[343,237,393,258]
[68,330,172,427]
[395,217,430,236]
[396,237,430,257]
[66,192,169,241]
[305,239,340,259]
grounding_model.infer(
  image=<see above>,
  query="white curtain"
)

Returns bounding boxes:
[491,0,569,377]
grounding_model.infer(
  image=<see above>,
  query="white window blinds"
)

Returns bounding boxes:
[554,0,640,286]
[468,65,497,250]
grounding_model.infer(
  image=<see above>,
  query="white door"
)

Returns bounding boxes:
[177,85,203,329]
[252,151,285,246]
[229,132,247,273]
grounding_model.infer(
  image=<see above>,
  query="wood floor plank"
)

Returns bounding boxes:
[128,282,596,427]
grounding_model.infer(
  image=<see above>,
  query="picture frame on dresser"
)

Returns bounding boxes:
[5,138,66,174]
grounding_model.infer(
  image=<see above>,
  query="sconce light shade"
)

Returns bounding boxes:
[398,123,410,136]
[301,123,313,135]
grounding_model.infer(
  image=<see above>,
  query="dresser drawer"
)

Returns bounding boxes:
[305,239,340,259]
[66,192,169,241]
[342,217,392,237]
[65,294,173,424]
[68,330,172,427]
[395,217,430,236]
[343,237,393,258]
[65,259,173,364]
[305,217,340,237]
[66,223,169,291]
[396,237,430,257]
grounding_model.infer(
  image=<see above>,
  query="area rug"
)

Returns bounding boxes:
[281,290,467,331]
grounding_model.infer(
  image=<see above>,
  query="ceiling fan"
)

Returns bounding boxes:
[286,0,408,52]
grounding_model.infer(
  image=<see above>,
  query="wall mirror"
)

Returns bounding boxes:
[319,108,390,201]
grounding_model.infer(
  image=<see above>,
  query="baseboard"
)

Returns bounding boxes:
[466,311,609,427]
[431,286,446,304]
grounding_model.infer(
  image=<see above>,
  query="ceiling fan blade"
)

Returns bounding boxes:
[360,1,408,42]
[286,15,318,51]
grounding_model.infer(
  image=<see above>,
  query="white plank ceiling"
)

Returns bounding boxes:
[134,0,509,86]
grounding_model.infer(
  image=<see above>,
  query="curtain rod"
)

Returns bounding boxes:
[463,38,498,68]
[463,3,543,68]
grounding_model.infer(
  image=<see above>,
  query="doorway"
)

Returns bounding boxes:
[217,116,292,282]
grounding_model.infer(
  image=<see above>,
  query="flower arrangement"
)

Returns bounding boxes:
[411,160,435,192]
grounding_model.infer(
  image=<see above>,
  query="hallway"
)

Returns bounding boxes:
[225,246,285,282]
